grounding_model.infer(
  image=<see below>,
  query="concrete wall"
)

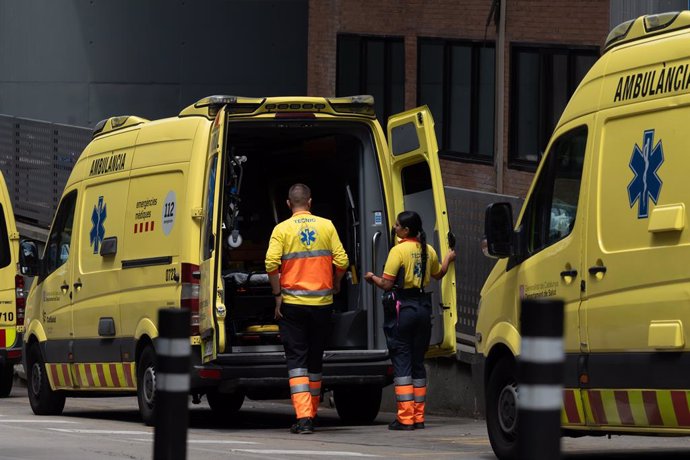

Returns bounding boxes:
[0,0,307,127]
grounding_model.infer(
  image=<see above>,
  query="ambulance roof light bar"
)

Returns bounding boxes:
[93,115,149,138]
[604,11,688,53]
[180,95,265,119]
[326,95,376,117]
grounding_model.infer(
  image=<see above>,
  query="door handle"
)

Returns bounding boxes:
[588,266,607,275]
[73,280,82,291]
[560,269,578,278]
[61,282,69,294]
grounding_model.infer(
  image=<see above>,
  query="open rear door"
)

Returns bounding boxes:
[386,106,456,357]
[199,107,228,363]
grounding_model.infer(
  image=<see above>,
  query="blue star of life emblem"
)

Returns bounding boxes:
[413,262,422,279]
[299,227,316,247]
[627,129,663,219]
[90,196,107,254]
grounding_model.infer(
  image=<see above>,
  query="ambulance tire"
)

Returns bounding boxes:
[136,345,156,426]
[207,389,245,416]
[26,343,65,415]
[0,362,13,397]
[333,385,382,424]
[486,357,517,460]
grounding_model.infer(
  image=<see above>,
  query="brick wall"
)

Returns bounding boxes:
[308,0,609,198]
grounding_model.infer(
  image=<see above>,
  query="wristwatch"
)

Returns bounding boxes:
[273,291,282,297]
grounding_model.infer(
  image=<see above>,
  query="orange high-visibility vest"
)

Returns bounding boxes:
[265,211,348,305]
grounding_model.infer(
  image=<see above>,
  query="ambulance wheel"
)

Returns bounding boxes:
[137,345,157,426]
[0,362,13,397]
[334,385,382,424]
[486,357,518,460]
[207,389,245,416]
[26,343,65,415]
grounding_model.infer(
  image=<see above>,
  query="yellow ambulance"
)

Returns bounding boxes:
[0,171,22,398]
[476,11,690,459]
[19,95,456,424]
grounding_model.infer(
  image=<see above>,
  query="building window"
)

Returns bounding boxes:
[417,38,495,162]
[336,34,405,123]
[509,44,598,168]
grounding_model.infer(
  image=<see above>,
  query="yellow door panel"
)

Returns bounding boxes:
[386,106,456,356]
[585,103,690,352]
[199,107,227,362]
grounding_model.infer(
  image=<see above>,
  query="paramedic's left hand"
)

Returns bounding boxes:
[363,272,374,284]
[274,296,283,320]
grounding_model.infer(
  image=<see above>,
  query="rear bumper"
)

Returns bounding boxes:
[193,349,393,393]
[0,332,22,367]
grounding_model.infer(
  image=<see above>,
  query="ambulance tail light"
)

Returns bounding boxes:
[181,263,200,336]
[15,275,25,327]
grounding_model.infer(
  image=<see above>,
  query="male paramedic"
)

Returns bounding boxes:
[265,183,349,434]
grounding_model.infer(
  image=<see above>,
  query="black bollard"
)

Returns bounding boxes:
[153,308,190,460]
[517,298,564,460]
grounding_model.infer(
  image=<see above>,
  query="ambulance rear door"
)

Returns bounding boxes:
[199,107,228,363]
[386,106,456,356]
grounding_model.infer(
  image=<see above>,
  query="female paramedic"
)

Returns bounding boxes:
[364,210,456,431]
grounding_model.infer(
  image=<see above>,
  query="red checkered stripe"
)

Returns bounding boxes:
[46,362,137,390]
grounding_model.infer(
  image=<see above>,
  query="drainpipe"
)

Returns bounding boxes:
[495,0,506,194]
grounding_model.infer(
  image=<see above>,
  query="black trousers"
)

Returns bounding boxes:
[279,303,333,372]
[383,296,432,379]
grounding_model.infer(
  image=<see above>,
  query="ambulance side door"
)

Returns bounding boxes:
[71,171,128,388]
[0,179,19,351]
[199,107,227,362]
[35,188,79,375]
[386,106,456,356]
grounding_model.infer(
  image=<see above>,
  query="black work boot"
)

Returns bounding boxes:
[290,417,314,434]
[388,420,414,431]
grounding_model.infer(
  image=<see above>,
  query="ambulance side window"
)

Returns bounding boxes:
[43,191,77,278]
[202,155,218,260]
[521,126,587,255]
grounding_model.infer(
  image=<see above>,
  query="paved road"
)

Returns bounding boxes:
[2,379,690,459]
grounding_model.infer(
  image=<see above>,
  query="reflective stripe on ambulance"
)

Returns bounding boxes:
[46,362,136,390]
[562,388,690,428]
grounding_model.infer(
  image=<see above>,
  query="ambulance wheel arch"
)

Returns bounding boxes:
[25,340,66,415]
[485,352,517,460]
[133,319,158,425]
[136,339,156,426]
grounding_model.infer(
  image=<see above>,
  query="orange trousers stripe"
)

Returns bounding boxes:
[395,385,415,425]
[414,386,427,423]
[290,376,313,419]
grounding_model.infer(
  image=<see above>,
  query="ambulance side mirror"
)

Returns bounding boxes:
[19,240,39,277]
[483,202,514,259]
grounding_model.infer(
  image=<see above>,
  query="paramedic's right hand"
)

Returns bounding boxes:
[274,295,283,320]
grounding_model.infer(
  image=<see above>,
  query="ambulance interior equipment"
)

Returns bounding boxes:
[220,121,375,352]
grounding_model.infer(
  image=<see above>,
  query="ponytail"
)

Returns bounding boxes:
[396,210,427,291]
[419,228,427,291]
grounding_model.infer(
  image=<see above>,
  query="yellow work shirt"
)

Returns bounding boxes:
[382,238,440,289]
